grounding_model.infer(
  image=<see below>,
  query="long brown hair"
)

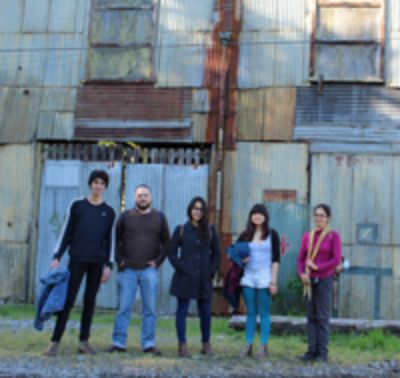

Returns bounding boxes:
[239,203,270,242]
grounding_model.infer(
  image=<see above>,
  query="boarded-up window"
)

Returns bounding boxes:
[311,0,385,82]
[87,0,154,81]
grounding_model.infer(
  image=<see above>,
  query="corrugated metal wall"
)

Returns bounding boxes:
[125,163,209,315]
[0,145,35,301]
[239,0,311,87]
[36,160,122,308]
[155,0,215,87]
[231,142,308,235]
[387,0,400,86]
[0,0,91,142]
[311,153,400,319]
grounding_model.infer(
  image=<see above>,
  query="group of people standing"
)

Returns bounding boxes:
[42,169,342,363]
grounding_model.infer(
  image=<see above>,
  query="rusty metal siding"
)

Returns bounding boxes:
[0,145,35,243]
[231,142,308,235]
[239,0,311,87]
[236,88,296,141]
[294,85,400,144]
[155,0,215,87]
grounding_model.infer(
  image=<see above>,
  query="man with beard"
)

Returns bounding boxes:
[108,184,170,355]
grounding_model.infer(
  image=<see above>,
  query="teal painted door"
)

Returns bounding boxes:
[265,202,309,313]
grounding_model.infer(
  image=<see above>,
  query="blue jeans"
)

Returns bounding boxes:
[242,286,271,345]
[176,298,211,343]
[112,267,158,349]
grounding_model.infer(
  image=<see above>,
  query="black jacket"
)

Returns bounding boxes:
[168,222,220,300]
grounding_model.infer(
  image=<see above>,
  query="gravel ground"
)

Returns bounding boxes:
[0,320,399,378]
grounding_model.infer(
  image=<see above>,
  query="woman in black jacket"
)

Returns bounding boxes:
[168,196,220,357]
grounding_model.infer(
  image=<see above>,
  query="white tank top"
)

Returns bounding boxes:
[240,236,272,289]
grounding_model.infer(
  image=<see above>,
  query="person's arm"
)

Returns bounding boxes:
[154,213,170,267]
[297,233,310,284]
[115,212,125,269]
[167,226,185,273]
[101,210,116,283]
[270,230,280,295]
[51,201,76,268]
[314,231,342,273]
[209,225,221,274]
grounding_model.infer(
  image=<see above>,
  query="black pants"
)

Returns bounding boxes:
[305,277,332,357]
[52,261,103,343]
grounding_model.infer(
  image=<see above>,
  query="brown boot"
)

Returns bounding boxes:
[240,344,252,357]
[78,341,97,355]
[256,344,268,359]
[43,342,59,357]
[178,343,191,358]
[201,342,214,356]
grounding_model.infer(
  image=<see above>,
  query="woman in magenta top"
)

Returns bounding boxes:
[297,204,342,363]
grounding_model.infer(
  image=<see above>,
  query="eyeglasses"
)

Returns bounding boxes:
[314,213,327,218]
[192,206,204,212]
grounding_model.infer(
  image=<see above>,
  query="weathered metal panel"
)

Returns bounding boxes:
[392,157,400,245]
[41,88,77,112]
[155,0,214,87]
[124,163,209,315]
[156,33,210,87]
[310,143,400,155]
[0,87,43,143]
[91,10,153,46]
[314,44,381,81]
[88,47,152,80]
[294,85,400,143]
[192,114,208,143]
[0,145,35,243]
[96,0,154,7]
[387,0,400,87]
[231,143,308,234]
[237,88,296,141]
[0,0,23,32]
[158,0,214,31]
[36,160,122,308]
[0,243,28,301]
[0,34,21,85]
[48,0,80,33]
[38,112,75,140]
[317,8,381,41]
[239,0,310,87]
[22,0,50,32]
[44,34,87,86]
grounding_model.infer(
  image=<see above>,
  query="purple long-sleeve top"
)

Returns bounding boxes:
[297,229,342,279]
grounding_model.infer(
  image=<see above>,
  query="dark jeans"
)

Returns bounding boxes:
[51,261,103,343]
[176,297,211,344]
[306,277,332,357]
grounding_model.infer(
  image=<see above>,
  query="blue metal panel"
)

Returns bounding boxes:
[22,0,50,32]
[36,160,122,308]
[0,0,23,32]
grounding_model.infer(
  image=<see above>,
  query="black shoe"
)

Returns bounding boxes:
[107,345,127,353]
[298,351,316,362]
[143,346,162,356]
[315,353,328,363]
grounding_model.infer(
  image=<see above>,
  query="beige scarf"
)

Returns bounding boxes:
[303,227,331,300]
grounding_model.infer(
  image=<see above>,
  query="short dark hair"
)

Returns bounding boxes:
[314,203,331,218]
[88,170,109,188]
[135,183,152,193]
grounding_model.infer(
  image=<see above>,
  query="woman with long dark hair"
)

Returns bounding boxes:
[238,204,280,358]
[297,204,342,362]
[168,196,220,357]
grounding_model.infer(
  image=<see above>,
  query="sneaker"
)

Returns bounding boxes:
[43,342,59,357]
[201,342,214,357]
[178,343,191,358]
[255,344,268,359]
[298,351,316,362]
[315,353,328,363]
[78,341,97,355]
[143,346,162,356]
[240,344,252,358]
[107,345,127,353]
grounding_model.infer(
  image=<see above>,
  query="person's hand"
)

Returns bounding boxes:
[50,259,59,270]
[300,273,310,284]
[148,260,156,269]
[269,283,278,295]
[101,267,111,283]
[306,259,318,271]
[242,257,249,264]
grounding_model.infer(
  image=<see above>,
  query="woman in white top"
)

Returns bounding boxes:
[238,204,280,358]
